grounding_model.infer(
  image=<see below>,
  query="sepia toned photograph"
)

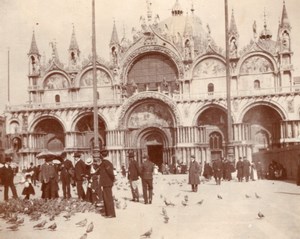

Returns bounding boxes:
[0,0,300,238]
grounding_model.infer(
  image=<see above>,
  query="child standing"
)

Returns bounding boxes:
[22,173,35,200]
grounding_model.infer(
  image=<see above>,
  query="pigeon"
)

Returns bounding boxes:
[245,194,251,198]
[197,199,204,205]
[115,200,121,209]
[76,218,87,227]
[175,193,181,198]
[86,222,94,233]
[255,193,261,199]
[217,194,223,199]
[184,195,189,202]
[181,200,188,206]
[161,207,167,216]
[49,214,55,221]
[16,218,24,225]
[140,228,152,238]
[79,233,88,239]
[63,212,72,221]
[7,224,19,231]
[163,214,169,224]
[164,198,175,207]
[48,222,57,231]
[33,220,47,229]
[258,211,265,219]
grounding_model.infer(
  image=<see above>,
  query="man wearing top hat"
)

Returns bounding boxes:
[0,156,18,201]
[98,149,116,218]
[74,152,86,200]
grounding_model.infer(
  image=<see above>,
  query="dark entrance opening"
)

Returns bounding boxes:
[147,145,163,168]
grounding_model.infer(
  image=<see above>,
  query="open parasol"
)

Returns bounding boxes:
[36,150,63,162]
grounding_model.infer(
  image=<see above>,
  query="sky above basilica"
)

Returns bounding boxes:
[0,0,299,112]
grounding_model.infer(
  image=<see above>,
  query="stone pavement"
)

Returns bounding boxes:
[0,174,299,239]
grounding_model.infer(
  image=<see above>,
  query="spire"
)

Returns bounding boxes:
[229,9,238,37]
[146,0,153,23]
[69,25,80,52]
[281,0,291,30]
[110,20,119,46]
[259,10,272,40]
[172,0,183,16]
[28,31,40,56]
[191,1,195,15]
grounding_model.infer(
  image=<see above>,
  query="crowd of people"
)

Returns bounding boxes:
[0,151,299,220]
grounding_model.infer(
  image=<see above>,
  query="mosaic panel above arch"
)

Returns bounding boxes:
[80,69,112,87]
[193,58,226,78]
[127,102,174,128]
[240,56,274,74]
[44,73,69,89]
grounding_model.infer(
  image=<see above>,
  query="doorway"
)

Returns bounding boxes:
[147,145,163,167]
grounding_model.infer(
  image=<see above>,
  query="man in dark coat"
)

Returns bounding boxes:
[127,150,141,202]
[60,153,74,199]
[1,156,18,201]
[212,158,223,185]
[99,149,116,218]
[39,157,58,199]
[188,155,201,192]
[74,152,86,200]
[236,157,244,182]
[243,156,251,182]
[141,155,154,204]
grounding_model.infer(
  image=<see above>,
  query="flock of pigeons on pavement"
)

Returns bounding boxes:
[0,176,265,238]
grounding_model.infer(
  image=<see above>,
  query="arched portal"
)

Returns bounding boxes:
[124,98,176,166]
[74,114,106,151]
[34,118,65,152]
[137,127,169,167]
[243,105,282,152]
[197,107,228,159]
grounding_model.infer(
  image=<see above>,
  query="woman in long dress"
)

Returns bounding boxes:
[250,161,257,181]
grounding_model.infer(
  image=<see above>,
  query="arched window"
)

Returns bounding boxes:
[208,83,214,95]
[209,132,223,150]
[254,80,260,89]
[55,94,60,103]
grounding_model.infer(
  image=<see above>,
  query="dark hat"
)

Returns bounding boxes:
[5,156,12,163]
[100,149,109,157]
[128,150,134,158]
[74,152,81,158]
[191,155,195,159]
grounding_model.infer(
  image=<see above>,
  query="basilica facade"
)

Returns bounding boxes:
[4,1,300,170]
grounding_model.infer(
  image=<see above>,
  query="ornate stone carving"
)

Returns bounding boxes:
[240,56,274,74]
[193,58,226,78]
[118,92,181,128]
[287,99,294,113]
[44,74,69,89]
[80,69,112,86]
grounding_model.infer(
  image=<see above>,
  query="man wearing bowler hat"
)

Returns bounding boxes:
[127,150,141,202]
[1,156,19,201]
[99,149,116,218]
[74,152,86,200]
